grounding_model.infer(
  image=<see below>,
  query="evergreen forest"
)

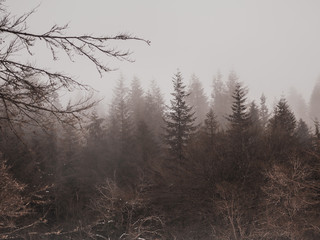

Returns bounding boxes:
[1,69,320,239]
[1,2,320,240]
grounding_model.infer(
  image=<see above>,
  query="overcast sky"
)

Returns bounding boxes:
[7,0,320,105]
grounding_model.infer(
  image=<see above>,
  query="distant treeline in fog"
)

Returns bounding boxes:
[1,70,320,239]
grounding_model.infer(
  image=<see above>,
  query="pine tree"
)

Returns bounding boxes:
[204,108,218,146]
[309,79,320,124]
[287,88,308,122]
[259,94,269,129]
[135,120,158,164]
[108,76,133,157]
[106,76,136,185]
[227,83,249,134]
[211,71,228,129]
[268,98,297,161]
[55,123,83,220]
[249,101,262,131]
[226,70,239,116]
[128,77,145,128]
[313,118,320,151]
[165,71,195,161]
[87,110,105,144]
[144,80,165,141]
[247,101,264,159]
[186,74,209,126]
[84,109,107,177]
[226,83,251,176]
[315,118,320,140]
[269,98,296,136]
[295,119,311,148]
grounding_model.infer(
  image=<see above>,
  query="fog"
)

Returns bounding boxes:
[3,1,320,238]
[8,0,320,105]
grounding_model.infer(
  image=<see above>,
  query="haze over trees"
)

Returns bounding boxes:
[2,2,320,240]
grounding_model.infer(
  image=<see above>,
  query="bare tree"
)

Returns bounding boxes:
[0,3,150,130]
[261,156,320,239]
[90,178,165,239]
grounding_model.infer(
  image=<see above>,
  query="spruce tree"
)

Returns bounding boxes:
[268,98,297,161]
[269,98,296,136]
[259,94,269,129]
[287,88,308,122]
[248,101,262,133]
[211,71,228,129]
[186,74,209,126]
[227,83,250,135]
[309,79,320,123]
[144,80,165,141]
[204,108,218,146]
[108,76,133,157]
[165,71,195,161]
[128,77,145,128]
[226,83,250,176]
[315,118,320,140]
[295,119,311,148]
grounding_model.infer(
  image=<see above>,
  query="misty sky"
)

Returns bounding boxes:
[7,0,320,105]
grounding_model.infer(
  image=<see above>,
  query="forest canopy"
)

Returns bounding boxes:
[1,2,320,240]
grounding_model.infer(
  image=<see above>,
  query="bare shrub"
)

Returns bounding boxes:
[90,178,165,240]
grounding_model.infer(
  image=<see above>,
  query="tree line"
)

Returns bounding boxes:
[1,69,320,239]
[1,2,320,239]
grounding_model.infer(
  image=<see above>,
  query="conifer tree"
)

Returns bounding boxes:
[295,119,311,148]
[165,71,195,161]
[186,74,209,126]
[226,71,240,115]
[226,83,251,176]
[227,83,249,134]
[309,79,320,123]
[313,118,320,151]
[204,108,218,146]
[315,118,320,140]
[287,88,308,122]
[211,71,228,129]
[269,98,296,136]
[107,76,136,185]
[268,98,297,161]
[108,76,133,156]
[248,101,263,134]
[128,77,145,128]
[144,80,165,140]
[87,110,105,144]
[259,94,269,129]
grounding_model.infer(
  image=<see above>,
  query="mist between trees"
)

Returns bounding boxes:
[2,3,320,240]
[2,66,320,239]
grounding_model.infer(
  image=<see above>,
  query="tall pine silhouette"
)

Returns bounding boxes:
[165,71,195,162]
